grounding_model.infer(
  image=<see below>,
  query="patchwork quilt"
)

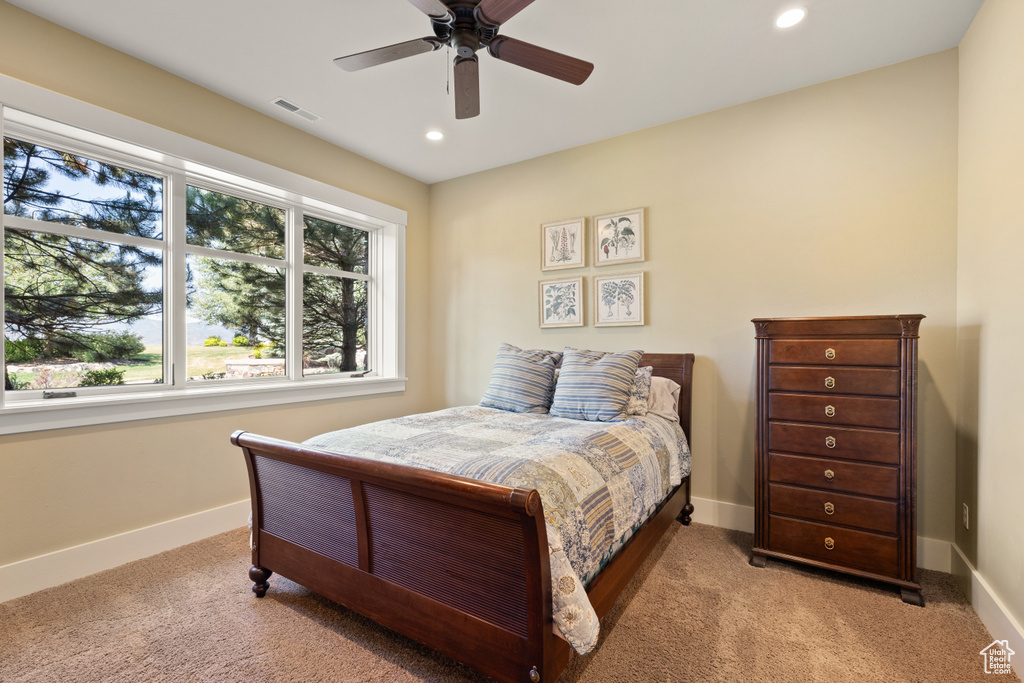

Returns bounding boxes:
[304,405,691,654]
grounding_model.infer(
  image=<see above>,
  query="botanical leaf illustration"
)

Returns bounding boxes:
[599,216,637,260]
[543,282,578,322]
[549,225,579,264]
[600,280,637,319]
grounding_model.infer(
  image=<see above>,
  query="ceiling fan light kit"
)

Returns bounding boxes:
[334,0,594,119]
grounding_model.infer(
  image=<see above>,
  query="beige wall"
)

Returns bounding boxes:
[0,2,436,565]
[429,51,960,543]
[956,0,1024,629]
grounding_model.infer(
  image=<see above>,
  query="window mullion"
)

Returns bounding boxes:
[287,208,303,379]
[183,243,285,269]
[301,263,370,281]
[2,216,164,251]
[169,171,187,389]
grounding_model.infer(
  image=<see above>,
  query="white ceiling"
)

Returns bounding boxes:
[9,0,982,184]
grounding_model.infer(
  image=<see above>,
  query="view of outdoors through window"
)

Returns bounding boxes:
[3,137,164,392]
[4,136,373,393]
[184,185,287,381]
[302,216,369,376]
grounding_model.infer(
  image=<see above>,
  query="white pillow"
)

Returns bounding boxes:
[647,376,681,422]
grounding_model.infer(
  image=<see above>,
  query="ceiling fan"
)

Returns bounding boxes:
[334,0,594,119]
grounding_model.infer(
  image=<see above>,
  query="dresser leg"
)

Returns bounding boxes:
[900,588,924,607]
[750,554,767,568]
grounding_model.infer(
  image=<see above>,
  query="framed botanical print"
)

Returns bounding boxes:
[593,272,644,326]
[539,276,584,328]
[541,217,585,271]
[593,207,644,266]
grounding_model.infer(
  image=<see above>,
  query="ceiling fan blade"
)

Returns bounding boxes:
[475,0,536,26]
[454,57,480,119]
[487,36,594,85]
[406,0,454,22]
[334,37,441,72]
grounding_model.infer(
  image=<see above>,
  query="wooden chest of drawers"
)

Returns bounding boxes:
[750,315,924,605]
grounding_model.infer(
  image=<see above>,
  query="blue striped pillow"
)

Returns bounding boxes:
[549,348,645,421]
[479,344,563,413]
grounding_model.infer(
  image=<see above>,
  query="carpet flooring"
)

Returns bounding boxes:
[1,523,1016,682]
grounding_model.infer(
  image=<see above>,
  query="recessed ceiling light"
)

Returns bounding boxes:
[775,8,806,28]
[425,130,444,141]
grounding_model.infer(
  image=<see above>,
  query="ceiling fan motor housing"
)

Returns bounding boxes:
[452,29,480,57]
[431,1,499,52]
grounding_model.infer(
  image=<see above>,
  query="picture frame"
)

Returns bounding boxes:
[593,207,644,266]
[539,276,584,328]
[541,217,586,271]
[593,272,644,327]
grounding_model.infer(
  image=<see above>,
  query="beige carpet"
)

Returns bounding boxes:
[1,523,1016,682]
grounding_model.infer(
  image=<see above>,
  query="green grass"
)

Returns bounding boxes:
[121,344,261,380]
[7,344,262,388]
[183,345,253,377]
[117,347,163,383]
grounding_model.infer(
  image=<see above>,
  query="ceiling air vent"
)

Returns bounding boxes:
[271,97,321,123]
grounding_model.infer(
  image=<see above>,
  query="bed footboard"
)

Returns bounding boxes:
[233,430,555,683]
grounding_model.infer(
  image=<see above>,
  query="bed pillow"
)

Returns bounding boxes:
[479,343,563,413]
[550,348,644,421]
[625,366,653,416]
[648,376,681,422]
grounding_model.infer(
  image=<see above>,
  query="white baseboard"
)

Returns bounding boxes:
[952,544,1023,678]
[690,496,952,572]
[691,496,755,533]
[0,499,250,604]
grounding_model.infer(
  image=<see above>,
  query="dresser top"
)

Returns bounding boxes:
[752,315,925,339]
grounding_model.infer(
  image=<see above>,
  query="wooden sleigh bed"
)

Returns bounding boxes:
[233,352,694,683]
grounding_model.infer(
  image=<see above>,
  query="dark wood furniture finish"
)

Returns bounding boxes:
[234,353,695,683]
[750,316,923,605]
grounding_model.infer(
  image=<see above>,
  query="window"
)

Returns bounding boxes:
[3,137,165,391]
[185,185,287,382]
[0,98,406,435]
[302,216,369,376]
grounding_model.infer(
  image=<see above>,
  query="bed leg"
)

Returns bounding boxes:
[249,566,273,597]
[677,477,694,525]
[679,502,694,526]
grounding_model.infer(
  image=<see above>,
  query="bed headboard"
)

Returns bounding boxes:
[640,353,695,444]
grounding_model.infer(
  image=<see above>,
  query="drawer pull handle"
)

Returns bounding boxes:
[824,376,836,389]
[824,405,836,418]
[825,436,836,449]
[824,537,835,550]
[824,469,835,481]
[825,348,836,360]
[824,502,835,515]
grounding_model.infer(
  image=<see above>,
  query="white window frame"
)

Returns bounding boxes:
[0,78,407,436]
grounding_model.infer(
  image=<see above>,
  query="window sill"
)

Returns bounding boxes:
[0,376,408,436]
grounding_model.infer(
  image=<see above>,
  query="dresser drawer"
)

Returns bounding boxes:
[769,366,900,397]
[769,339,900,366]
[769,423,900,464]
[768,452,899,498]
[768,483,898,534]
[769,394,900,430]
[768,516,898,577]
